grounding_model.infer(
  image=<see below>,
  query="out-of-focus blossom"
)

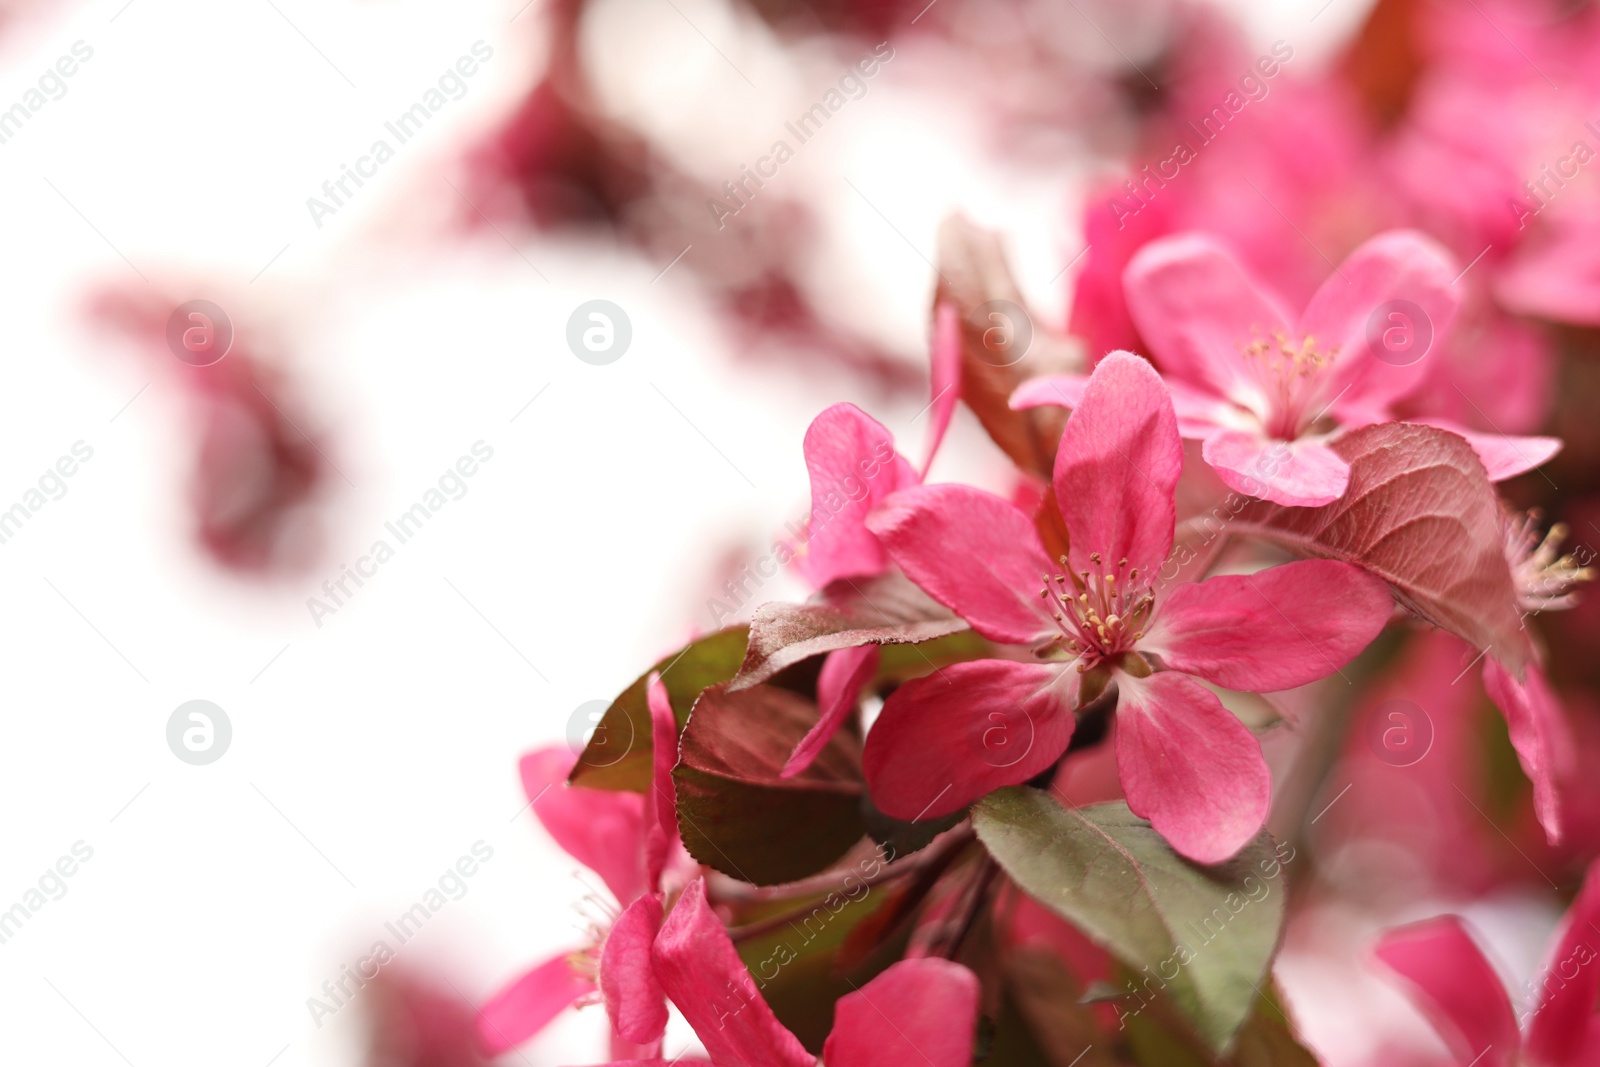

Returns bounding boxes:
[360,969,494,1067]
[90,288,328,576]
[1022,231,1558,506]
[478,676,682,1056]
[1376,859,1600,1067]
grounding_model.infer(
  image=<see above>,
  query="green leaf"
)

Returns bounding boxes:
[675,682,866,885]
[570,626,748,791]
[731,572,969,691]
[875,628,993,684]
[973,789,1290,1055]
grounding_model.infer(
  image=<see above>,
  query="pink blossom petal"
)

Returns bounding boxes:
[645,673,679,890]
[921,302,961,479]
[823,958,979,1067]
[652,879,813,1067]
[867,484,1055,646]
[477,952,594,1054]
[1408,417,1562,481]
[1300,230,1459,418]
[1374,917,1520,1067]
[1054,351,1183,578]
[1142,560,1393,692]
[1123,233,1295,400]
[1201,430,1350,507]
[796,403,921,589]
[600,893,668,1046]
[521,746,648,905]
[1525,860,1600,1065]
[863,660,1074,821]
[1114,671,1270,865]
[1483,660,1574,845]
[782,644,880,778]
[1010,374,1090,412]
[1013,372,1235,440]
[1496,218,1600,327]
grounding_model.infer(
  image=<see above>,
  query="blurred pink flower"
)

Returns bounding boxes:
[1020,231,1558,506]
[478,675,680,1056]
[1376,858,1600,1067]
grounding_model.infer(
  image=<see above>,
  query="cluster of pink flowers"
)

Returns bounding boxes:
[477,1,1600,1064]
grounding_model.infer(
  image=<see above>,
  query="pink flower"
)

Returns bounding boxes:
[1480,510,1592,844]
[780,304,962,777]
[865,351,1394,863]
[792,302,960,591]
[651,877,980,1067]
[1375,859,1600,1067]
[477,675,680,1056]
[1016,231,1559,506]
[791,403,920,592]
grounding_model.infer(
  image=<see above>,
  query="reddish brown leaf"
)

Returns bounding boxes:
[1232,423,1531,675]
[675,683,865,885]
[732,572,968,690]
[935,216,1080,481]
[1339,0,1426,127]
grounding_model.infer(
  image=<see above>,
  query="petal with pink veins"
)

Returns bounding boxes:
[1123,234,1296,401]
[782,644,880,778]
[1054,351,1183,578]
[520,747,648,905]
[823,958,979,1067]
[1483,659,1574,845]
[1202,429,1350,507]
[796,403,920,589]
[1408,418,1562,482]
[1114,671,1270,865]
[1300,230,1459,419]
[600,893,668,1046]
[1374,917,1520,1067]
[867,484,1056,646]
[863,660,1075,822]
[1142,560,1393,692]
[1525,860,1600,1065]
[651,879,814,1067]
[477,952,594,1054]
